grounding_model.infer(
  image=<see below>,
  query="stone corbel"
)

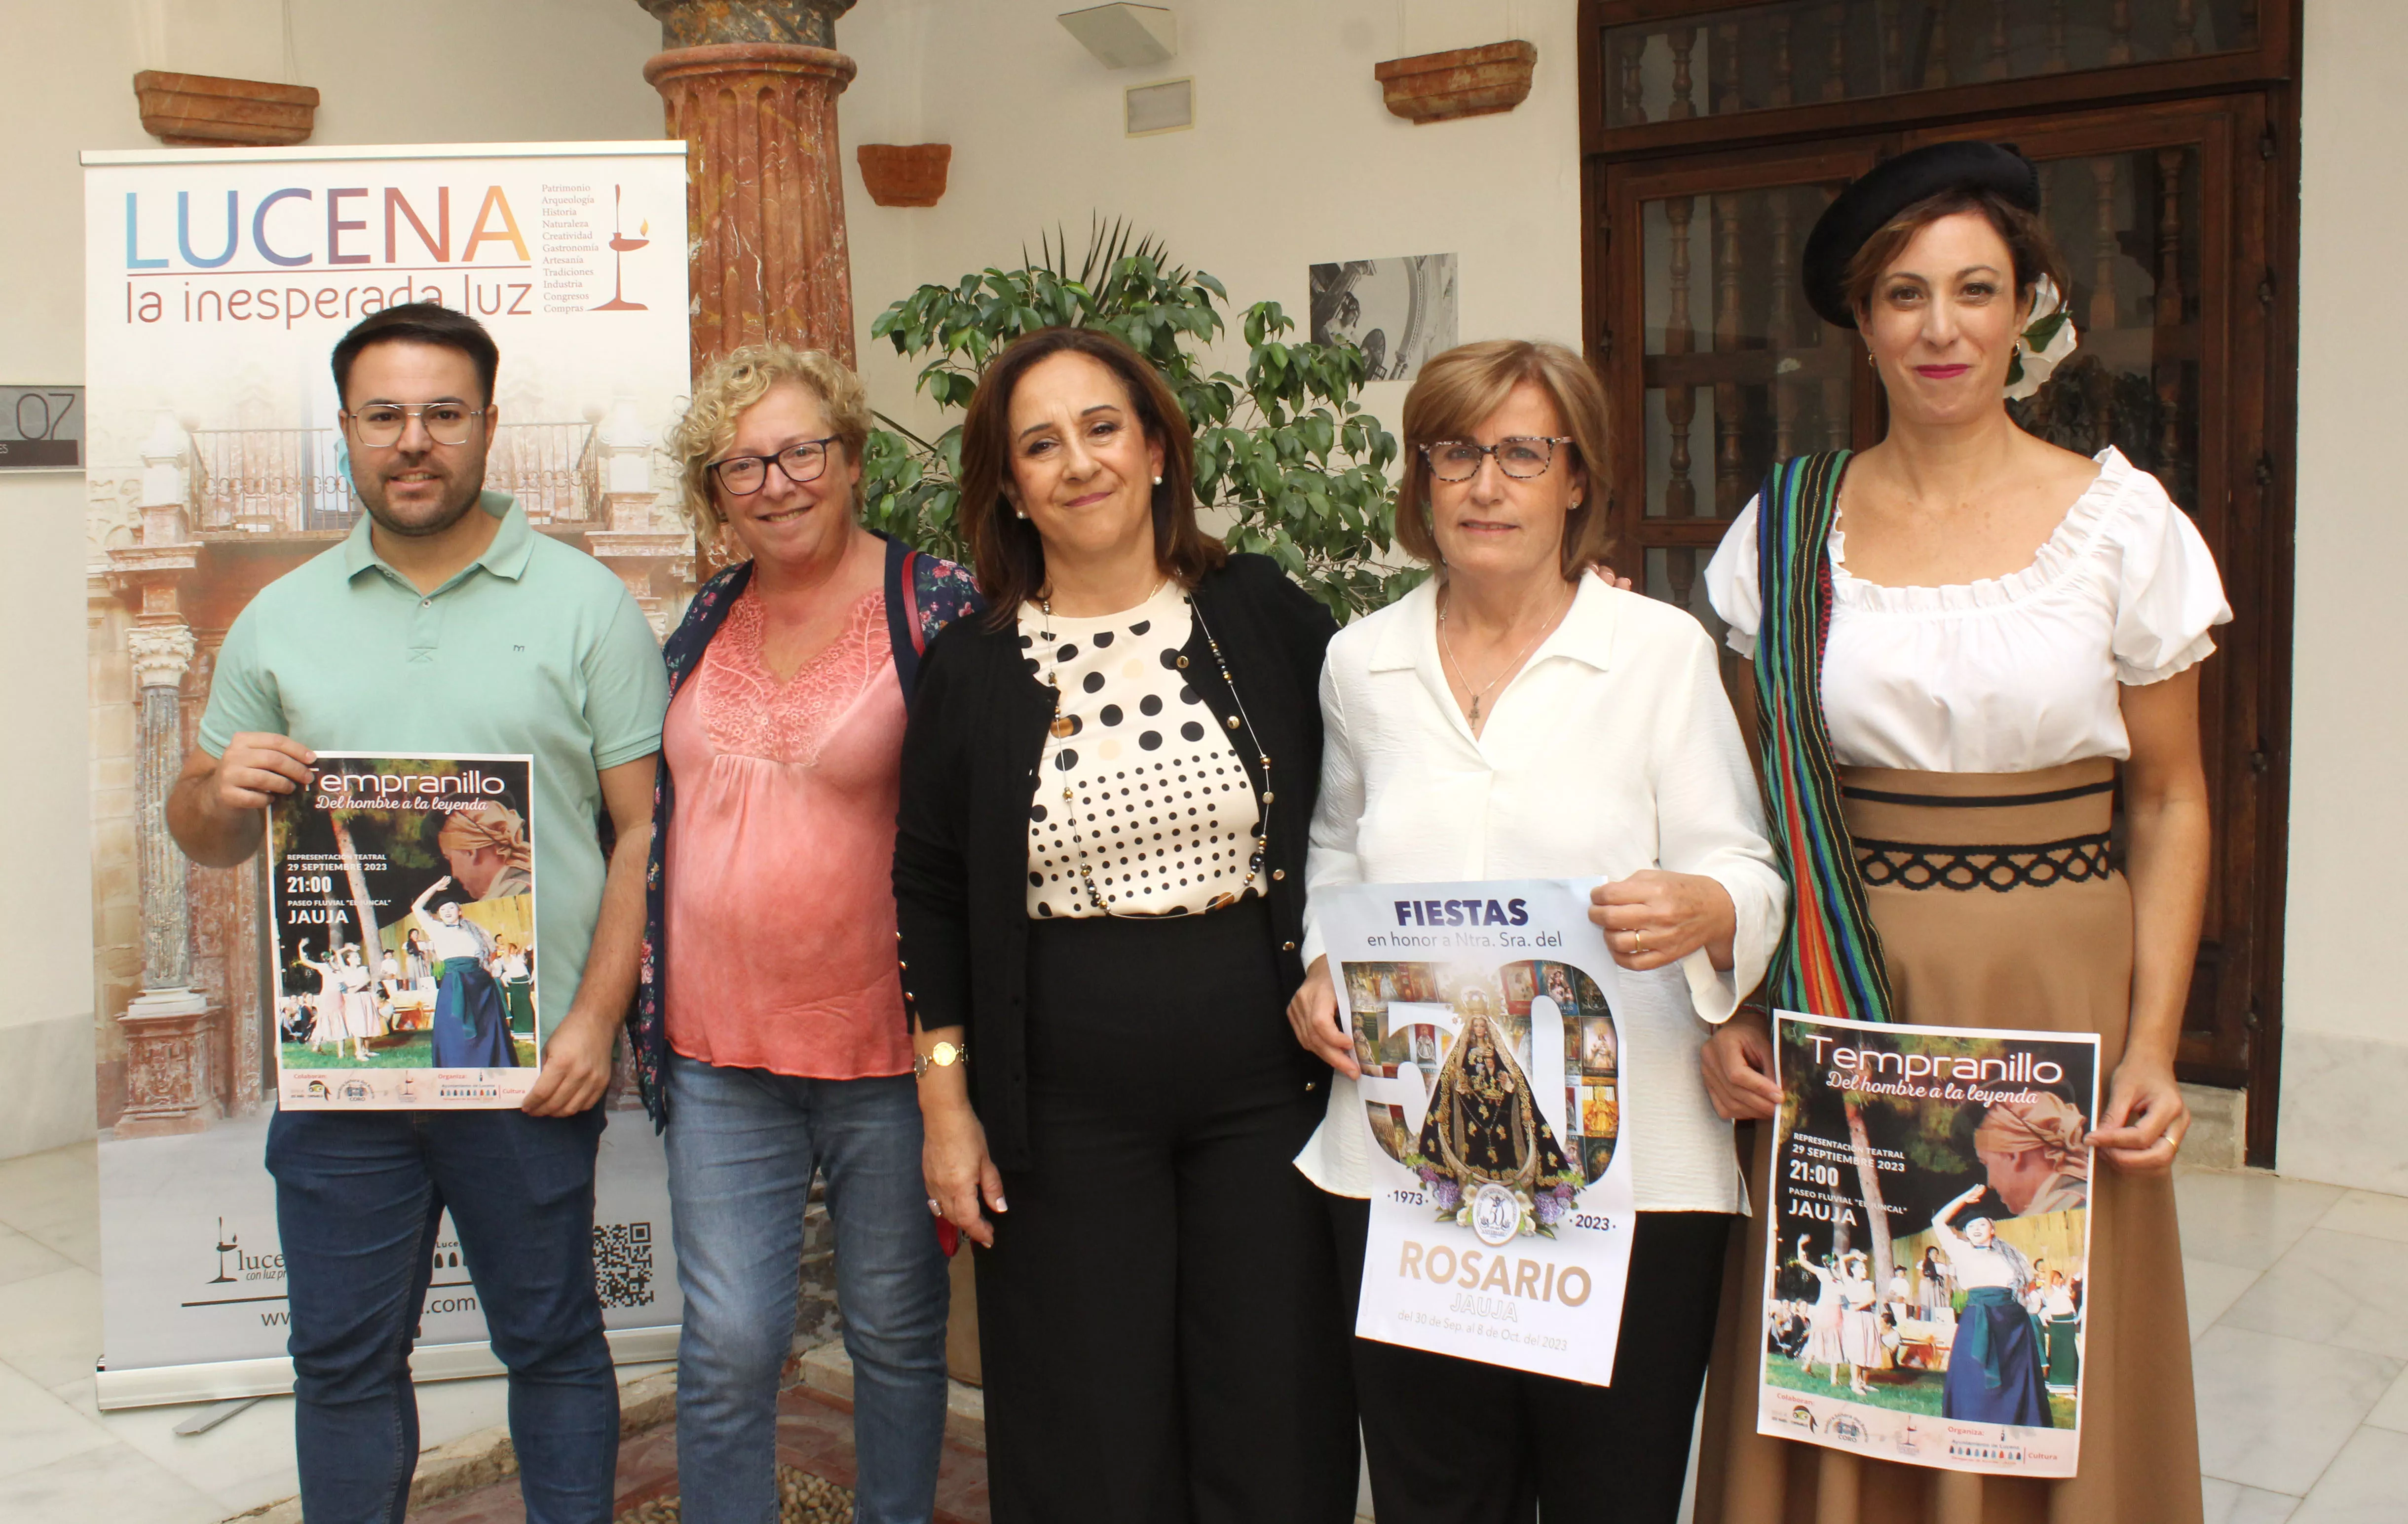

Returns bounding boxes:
[857,145,952,208]
[133,71,318,148]
[1374,40,1538,124]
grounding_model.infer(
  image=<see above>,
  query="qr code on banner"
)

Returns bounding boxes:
[593,1222,655,1308]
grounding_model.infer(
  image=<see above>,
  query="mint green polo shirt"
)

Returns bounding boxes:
[199,493,670,1042]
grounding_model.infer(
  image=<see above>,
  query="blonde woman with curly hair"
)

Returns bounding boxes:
[629,344,981,1524]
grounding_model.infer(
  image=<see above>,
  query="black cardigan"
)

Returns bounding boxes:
[893,553,1339,1171]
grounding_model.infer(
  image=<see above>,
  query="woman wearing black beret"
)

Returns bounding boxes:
[1690,142,2226,1524]
[893,327,1357,1524]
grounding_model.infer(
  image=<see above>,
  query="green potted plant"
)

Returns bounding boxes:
[861,220,1416,620]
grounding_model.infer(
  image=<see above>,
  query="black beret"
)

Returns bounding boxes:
[1802,141,2041,329]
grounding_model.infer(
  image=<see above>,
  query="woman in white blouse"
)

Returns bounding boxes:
[1285,339,1785,1524]
[1689,143,2225,1524]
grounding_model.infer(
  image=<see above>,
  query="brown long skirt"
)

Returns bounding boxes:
[1694,760,2202,1524]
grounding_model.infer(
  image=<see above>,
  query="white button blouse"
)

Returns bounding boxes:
[1292,574,1788,1214]
[1703,448,2232,774]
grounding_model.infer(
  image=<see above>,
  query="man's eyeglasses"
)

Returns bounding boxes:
[1421,436,1575,482]
[708,437,839,495]
[345,403,486,448]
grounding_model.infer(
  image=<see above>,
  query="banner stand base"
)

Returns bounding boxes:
[94,1323,681,1410]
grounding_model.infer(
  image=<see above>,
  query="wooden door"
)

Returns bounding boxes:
[1595,142,1883,674]
[1584,4,2298,1161]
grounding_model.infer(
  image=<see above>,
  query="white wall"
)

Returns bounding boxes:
[2280,0,2408,1192]
[832,0,1582,443]
[0,0,663,1157]
[4,2,156,1159]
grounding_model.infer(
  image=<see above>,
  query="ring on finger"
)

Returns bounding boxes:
[1631,929,1646,955]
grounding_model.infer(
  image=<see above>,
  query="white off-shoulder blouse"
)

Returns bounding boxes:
[1703,448,2232,773]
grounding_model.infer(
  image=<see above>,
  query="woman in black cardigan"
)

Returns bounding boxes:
[894,327,1357,1524]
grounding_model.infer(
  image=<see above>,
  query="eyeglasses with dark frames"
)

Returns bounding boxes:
[1421,436,1574,482]
[345,403,486,448]
[708,436,840,495]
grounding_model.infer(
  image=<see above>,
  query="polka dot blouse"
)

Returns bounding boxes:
[1021,582,1264,919]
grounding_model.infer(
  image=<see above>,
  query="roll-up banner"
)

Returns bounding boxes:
[82,142,691,1409]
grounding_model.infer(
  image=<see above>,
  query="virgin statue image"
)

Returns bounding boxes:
[1417,1002,1572,1192]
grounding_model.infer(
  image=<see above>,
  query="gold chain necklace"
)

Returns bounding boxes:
[1436,581,1574,729]
[1033,586,1273,915]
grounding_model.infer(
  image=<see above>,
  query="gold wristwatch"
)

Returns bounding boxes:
[913,1040,966,1078]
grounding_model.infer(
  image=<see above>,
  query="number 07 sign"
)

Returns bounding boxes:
[0,384,83,469]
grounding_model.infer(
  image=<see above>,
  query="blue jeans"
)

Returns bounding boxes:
[264,1105,620,1524]
[664,1055,950,1524]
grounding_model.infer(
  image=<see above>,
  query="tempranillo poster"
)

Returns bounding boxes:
[269,754,539,1109]
[1759,1010,2101,1478]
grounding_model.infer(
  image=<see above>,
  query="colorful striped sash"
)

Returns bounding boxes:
[1752,451,1896,1024]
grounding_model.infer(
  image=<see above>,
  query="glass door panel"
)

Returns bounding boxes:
[2002,146,2207,508]
[1603,144,1881,656]
[1602,1,2263,129]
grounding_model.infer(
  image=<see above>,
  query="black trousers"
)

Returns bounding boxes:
[975,901,1359,1524]
[1332,1195,1734,1524]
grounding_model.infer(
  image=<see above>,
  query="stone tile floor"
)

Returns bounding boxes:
[406,1384,990,1524]
[0,1137,2400,1522]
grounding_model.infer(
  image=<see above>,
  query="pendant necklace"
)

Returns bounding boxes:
[1437,583,1572,731]
[1032,586,1275,915]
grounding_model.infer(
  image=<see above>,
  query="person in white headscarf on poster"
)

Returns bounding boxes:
[436,799,532,901]
[1974,1092,2093,1216]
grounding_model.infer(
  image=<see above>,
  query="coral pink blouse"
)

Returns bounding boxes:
[663,586,913,1078]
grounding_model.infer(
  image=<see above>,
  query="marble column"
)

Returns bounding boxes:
[638,0,860,373]
[117,618,217,1137]
[112,413,218,1138]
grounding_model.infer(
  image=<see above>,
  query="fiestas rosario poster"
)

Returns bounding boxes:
[1317,880,1639,1386]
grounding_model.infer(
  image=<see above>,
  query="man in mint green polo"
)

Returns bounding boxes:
[167,304,667,1524]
